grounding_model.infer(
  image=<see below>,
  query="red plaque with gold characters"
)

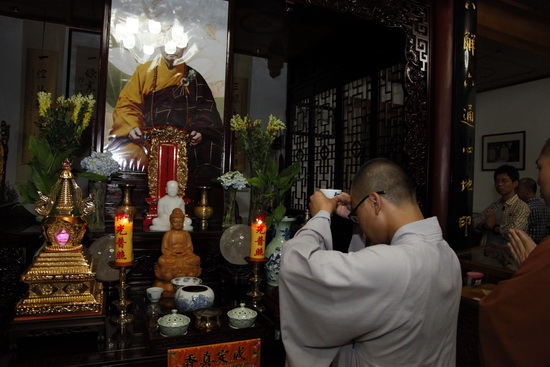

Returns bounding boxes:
[168,338,261,367]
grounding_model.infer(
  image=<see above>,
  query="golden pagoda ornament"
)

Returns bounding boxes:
[15,160,104,317]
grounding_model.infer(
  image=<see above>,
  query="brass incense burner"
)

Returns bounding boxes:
[16,161,104,317]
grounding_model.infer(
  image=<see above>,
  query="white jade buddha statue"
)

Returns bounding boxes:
[150,180,193,232]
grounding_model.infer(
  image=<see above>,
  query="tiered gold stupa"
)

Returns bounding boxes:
[16,161,104,317]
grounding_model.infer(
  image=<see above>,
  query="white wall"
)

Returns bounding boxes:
[232,55,288,222]
[249,57,288,123]
[473,77,550,212]
[0,16,68,192]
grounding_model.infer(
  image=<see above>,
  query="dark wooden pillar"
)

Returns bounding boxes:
[431,0,454,238]
[448,0,477,250]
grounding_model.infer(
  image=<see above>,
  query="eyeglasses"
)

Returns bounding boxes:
[348,190,386,224]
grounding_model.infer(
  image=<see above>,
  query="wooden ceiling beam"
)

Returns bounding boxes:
[478,0,550,58]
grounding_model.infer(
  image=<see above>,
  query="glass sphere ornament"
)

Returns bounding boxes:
[219,224,250,265]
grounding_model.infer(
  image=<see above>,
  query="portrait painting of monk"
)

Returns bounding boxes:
[103,0,229,174]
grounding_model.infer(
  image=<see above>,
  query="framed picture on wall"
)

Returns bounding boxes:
[101,0,229,174]
[482,131,525,171]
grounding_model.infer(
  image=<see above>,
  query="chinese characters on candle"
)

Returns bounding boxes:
[249,212,267,261]
[114,209,134,266]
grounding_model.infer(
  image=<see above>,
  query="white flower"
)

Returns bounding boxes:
[81,151,120,178]
[218,171,248,190]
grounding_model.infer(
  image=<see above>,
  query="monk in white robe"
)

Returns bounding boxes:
[279,158,462,367]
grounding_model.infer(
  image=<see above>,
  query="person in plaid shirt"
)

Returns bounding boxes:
[516,177,550,243]
[474,164,530,246]
[479,138,550,367]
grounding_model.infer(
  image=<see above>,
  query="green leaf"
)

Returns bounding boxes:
[31,167,52,194]
[247,177,262,187]
[78,171,109,181]
[29,136,53,168]
[265,161,278,179]
[272,204,286,224]
[15,182,39,204]
[280,161,301,179]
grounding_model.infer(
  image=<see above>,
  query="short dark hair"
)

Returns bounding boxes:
[494,164,519,182]
[351,158,416,207]
[519,177,537,194]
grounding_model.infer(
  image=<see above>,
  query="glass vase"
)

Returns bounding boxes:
[264,216,295,287]
[247,157,268,224]
[248,186,267,225]
[88,180,107,232]
[222,188,237,229]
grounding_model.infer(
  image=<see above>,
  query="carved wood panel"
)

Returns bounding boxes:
[288,0,430,209]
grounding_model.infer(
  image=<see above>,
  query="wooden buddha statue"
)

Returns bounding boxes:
[153,208,201,296]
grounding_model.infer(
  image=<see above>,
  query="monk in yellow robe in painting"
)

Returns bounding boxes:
[106,45,223,174]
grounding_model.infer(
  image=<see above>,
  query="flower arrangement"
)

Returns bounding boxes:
[80,152,120,181]
[37,91,95,154]
[230,114,300,226]
[248,160,301,226]
[217,170,248,190]
[79,152,119,231]
[230,114,286,175]
[216,170,248,228]
[16,91,96,205]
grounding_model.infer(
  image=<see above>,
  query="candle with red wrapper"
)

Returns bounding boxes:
[249,210,267,261]
[114,208,134,266]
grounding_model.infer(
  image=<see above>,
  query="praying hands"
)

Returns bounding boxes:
[508,228,536,266]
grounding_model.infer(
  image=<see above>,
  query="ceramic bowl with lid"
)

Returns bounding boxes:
[227,303,257,329]
[157,309,191,337]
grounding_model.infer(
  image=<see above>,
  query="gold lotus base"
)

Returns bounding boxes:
[16,250,104,317]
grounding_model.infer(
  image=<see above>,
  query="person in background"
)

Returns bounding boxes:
[279,158,461,367]
[516,177,550,243]
[479,138,550,367]
[473,164,530,246]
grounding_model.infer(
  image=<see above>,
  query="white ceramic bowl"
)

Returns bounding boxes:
[171,277,202,292]
[157,309,191,337]
[175,285,215,312]
[227,303,257,329]
[146,286,164,302]
[319,189,342,198]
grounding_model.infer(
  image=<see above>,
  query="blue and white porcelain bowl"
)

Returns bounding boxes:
[175,285,214,312]
[171,277,202,292]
